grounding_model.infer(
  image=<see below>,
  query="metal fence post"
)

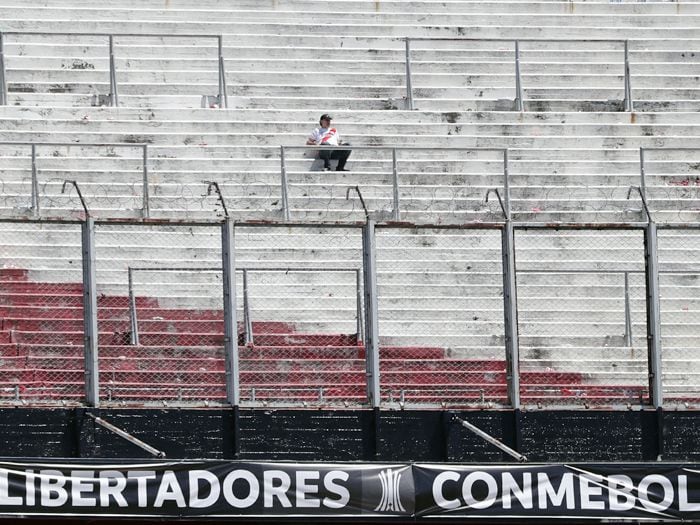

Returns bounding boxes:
[81,217,99,407]
[623,40,633,112]
[108,35,118,107]
[362,220,381,407]
[355,269,363,343]
[280,146,290,221]
[128,267,140,346]
[30,144,39,217]
[644,222,663,409]
[501,150,520,410]
[142,144,150,218]
[217,35,228,109]
[623,271,632,347]
[514,40,524,112]
[0,32,7,106]
[222,218,239,407]
[404,38,414,110]
[639,147,647,198]
[391,148,400,221]
[242,269,253,345]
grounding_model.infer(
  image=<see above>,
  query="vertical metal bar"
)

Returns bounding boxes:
[0,32,7,106]
[81,218,99,407]
[391,148,400,221]
[128,267,140,346]
[280,146,290,221]
[639,147,647,199]
[514,40,524,112]
[624,271,632,347]
[222,218,240,406]
[142,144,150,218]
[355,269,363,344]
[218,35,228,109]
[243,269,253,346]
[502,149,520,409]
[404,38,414,110]
[108,35,118,107]
[623,40,633,112]
[362,221,380,407]
[645,222,663,409]
[30,144,39,218]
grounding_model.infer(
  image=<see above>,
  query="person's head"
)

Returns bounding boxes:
[319,114,332,127]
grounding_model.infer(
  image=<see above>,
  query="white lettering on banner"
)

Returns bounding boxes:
[606,475,635,511]
[0,471,22,505]
[263,470,292,508]
[25,470,35,506]
[126,470,156,508]
[222,469,259,508]
[462,472,498,510]
[189,470,220,509]
[502,473,532,510]
[98,471,127,508]
[39,470,68,507]
[323,471,350,509]
[296,471,320,508]
[538,473,575,509]
[433,471,461,510]
[70,471,97,507]
[579,473,605,510]
[638,475,674,512]
[680,475,700,511]
[154,471,186,508]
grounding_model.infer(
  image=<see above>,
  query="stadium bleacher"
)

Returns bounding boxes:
[0,0,699,412]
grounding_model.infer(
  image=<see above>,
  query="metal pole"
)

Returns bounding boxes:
[87,414,166,457]
[355,268,363,344]
[280,146,290,221]
[639,147,647,199]
[362,221,381,407]
[645,222,663,409]
[514,40,524,112]
[222,218,240,406]
[0,32,7,106]
[623,40,633,112]
[30,144,39,217]
[218,35,228,109]
[108,35,118,107]
[82,217,99,407]
[142,144,150,218]
[501,149,520,409]
[128,268,140,346]
[404,38,414,110]
[624,271,632,347]
[391,148,400,221]
[454,416,527,462]
[243,269,253,345]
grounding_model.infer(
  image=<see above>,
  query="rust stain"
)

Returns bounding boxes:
[630,112,637,124]
[375,0,380,12]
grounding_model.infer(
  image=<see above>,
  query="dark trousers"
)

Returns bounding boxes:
[319,145,351,170]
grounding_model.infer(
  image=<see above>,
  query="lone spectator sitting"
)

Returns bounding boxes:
[306,114,351,171]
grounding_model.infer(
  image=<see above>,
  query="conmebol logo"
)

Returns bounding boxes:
[374,468,405,512]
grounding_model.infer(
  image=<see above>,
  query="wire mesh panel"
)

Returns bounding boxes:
[658,228,700,408]
[375,227,506,409]
[515,228,648,408]
[95,223,224,406]
[642,149,700,224]
[0,221,84,404]
[235,226,365,408]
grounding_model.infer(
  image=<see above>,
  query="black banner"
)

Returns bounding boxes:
[2,460,700,521]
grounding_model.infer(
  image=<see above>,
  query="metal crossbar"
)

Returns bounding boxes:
[403,37,632,112]
[0,31,228,108]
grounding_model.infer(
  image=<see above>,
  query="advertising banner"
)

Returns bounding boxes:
[1,460,700,521]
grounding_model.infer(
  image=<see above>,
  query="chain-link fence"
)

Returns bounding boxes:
[235,226,366,407]
[515,228,649,407]
[0,221,84,404]
[375,227,506,408]
[658,228,700,408]
[95,223,225,406]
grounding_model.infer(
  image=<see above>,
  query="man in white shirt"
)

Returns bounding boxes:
[306,114,351,171]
